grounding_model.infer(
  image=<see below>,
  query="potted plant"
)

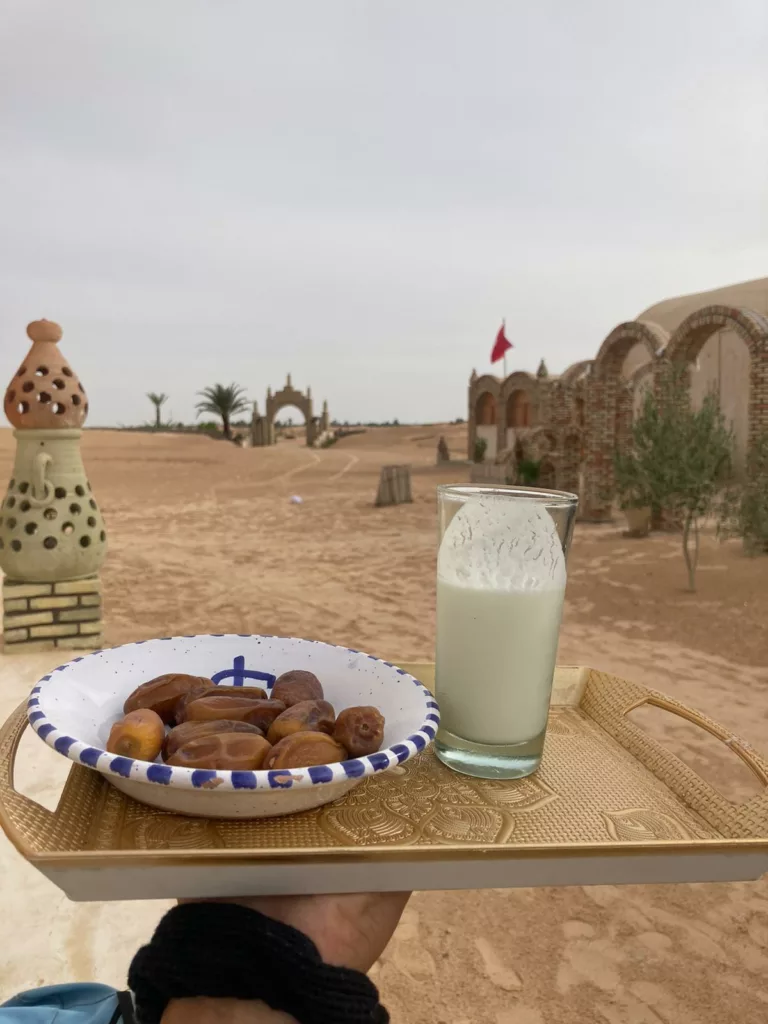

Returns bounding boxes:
[613,450,652,536]
[473,437,488,464]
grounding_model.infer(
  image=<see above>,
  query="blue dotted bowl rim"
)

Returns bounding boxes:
[26,634,440,793]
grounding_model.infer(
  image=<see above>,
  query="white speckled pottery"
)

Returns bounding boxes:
[27,634,439,818]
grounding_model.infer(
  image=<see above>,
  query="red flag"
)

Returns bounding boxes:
[490,321,512,363]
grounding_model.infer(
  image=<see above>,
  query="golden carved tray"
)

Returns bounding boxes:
[1,665,766,901]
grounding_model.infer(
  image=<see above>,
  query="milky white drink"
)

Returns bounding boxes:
[435,497,566,750]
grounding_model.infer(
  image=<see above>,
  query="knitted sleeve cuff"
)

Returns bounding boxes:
[127,902,388,1024]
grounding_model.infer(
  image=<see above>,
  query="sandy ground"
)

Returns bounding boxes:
[0,424,767,1023]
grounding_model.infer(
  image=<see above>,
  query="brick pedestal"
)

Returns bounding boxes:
[2,576,101,653]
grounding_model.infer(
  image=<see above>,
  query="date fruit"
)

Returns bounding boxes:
[266,699,335,745]
[182,695,286,731]
[167,732,272,770]
[107,708,165,761]
[209,685,268,701]
[271,670,323,707]
[175,683,268,720]
[163,719,263,760]
[333,706,385,757]
[124,673,213,724]
[264,730,347,770]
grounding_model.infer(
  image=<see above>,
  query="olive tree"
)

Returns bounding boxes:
[615,363,733,591]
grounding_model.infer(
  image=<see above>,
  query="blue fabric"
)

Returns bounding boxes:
[0,984,120,1022]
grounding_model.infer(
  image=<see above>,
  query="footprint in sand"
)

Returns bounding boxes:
[629,981,705,1024]
[636,931,673,955]
[556,920,625,994]
[496,1009,545,1024]
[562,920,595,940]
[474,937,523,992]
[748,917,768,949]
[382,906,437,982]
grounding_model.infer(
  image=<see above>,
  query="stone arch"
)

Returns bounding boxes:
[666,304,768,365]
[500,371,537,407]
[593,320,669,379]
[666,304,768,460]
[255,375,327,447]
[581,321,669,520]
[560,360,593,386]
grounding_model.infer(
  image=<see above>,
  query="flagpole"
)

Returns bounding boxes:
[503,318,507,379]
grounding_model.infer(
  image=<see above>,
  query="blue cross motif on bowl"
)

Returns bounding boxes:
[210,655,276,689]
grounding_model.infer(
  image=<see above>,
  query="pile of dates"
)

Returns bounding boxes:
[106,669,386,771]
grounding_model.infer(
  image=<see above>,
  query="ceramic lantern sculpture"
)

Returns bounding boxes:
[1,320,106,653]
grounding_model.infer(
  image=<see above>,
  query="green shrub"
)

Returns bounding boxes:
[517,458,541,485]
[718,432,768,554]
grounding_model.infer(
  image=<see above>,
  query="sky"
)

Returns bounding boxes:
[1,1,767,427]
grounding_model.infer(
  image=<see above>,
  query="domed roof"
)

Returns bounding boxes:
[637,276,768,333]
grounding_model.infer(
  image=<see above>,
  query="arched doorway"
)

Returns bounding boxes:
[476,392,496,425]
[475,391,497,460]
[507,390,531,428]
[272,404,308,443]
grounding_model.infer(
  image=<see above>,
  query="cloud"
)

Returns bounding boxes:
[1,0,767,425]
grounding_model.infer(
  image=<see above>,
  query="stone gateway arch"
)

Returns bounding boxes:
[250,375,331,448]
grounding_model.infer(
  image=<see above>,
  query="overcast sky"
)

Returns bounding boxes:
[1,1,767,426]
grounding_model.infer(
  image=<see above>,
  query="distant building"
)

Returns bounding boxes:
[468,276,768,519]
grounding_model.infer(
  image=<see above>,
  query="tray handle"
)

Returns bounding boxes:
[584,674,768,839]
[0,701,58,857]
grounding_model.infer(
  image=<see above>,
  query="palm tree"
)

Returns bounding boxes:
[147,392,168,429]
[196,383,249,439]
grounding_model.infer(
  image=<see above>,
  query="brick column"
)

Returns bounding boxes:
[3,575,101,653]
[750,339,768,446]
[581,375,614,521]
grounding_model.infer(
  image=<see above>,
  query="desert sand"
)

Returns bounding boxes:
[0,424,767,1023]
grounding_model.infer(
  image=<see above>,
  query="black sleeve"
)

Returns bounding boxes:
[128,902,388,1024]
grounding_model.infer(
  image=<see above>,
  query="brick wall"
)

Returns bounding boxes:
[3,575,101,653]
[468,303,768,520]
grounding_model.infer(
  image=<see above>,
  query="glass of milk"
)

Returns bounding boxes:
[435,484,578,779]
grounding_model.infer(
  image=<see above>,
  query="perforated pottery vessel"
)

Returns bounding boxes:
[27,634,439,819]
[0,320,107,582]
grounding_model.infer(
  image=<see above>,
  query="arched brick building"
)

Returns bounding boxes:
[468,277,768,519]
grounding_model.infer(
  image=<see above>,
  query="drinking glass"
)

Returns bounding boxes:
[435,484,578,779]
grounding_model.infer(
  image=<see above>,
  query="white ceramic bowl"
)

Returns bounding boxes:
[27,634,439,819]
